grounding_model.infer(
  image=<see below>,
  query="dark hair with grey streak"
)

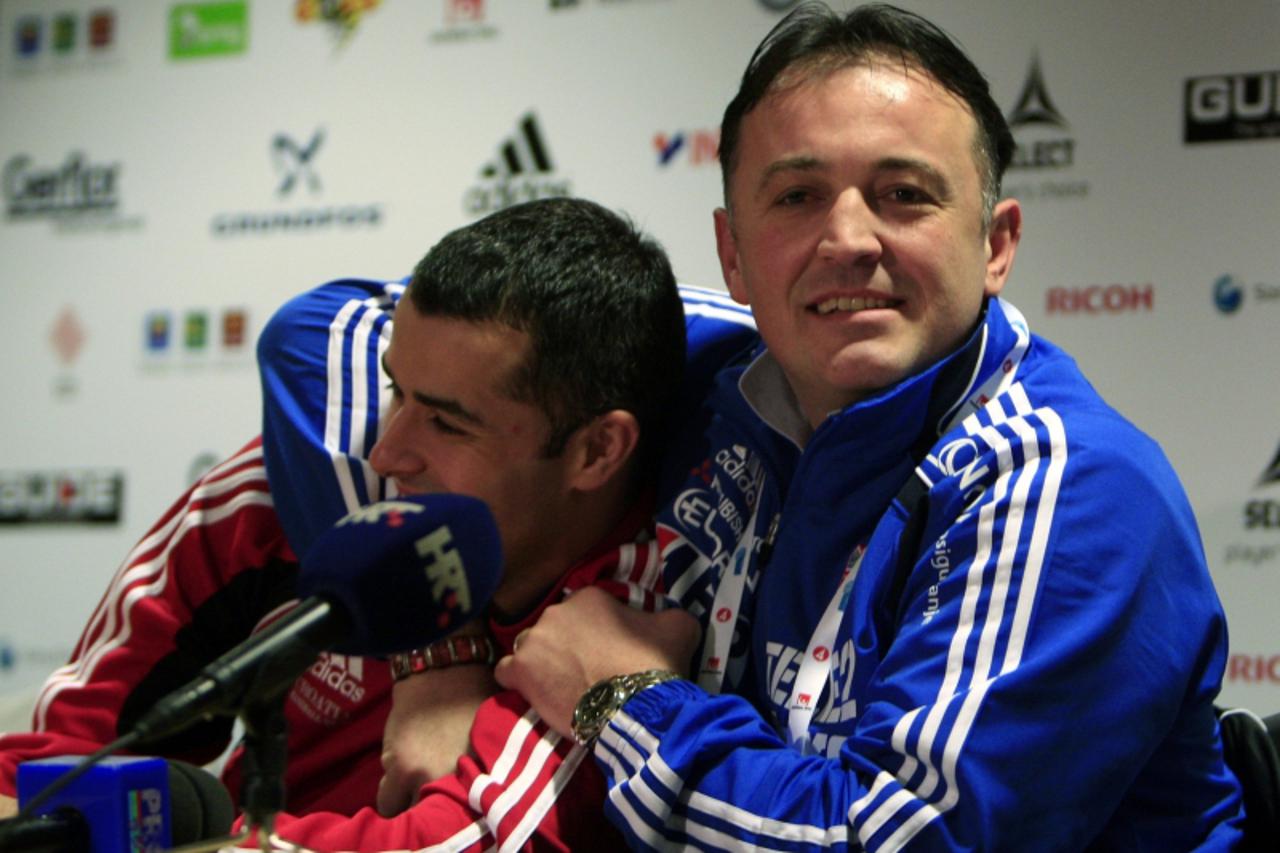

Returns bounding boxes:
[407,197,685,470]
[719,2,1014,224]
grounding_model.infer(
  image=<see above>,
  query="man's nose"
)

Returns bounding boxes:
[817,190,882,267]
[369,406,421,479]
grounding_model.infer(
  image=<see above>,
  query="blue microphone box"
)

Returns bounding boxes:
[18,755,171,853]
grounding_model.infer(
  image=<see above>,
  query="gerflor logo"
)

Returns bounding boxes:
[2,151,141,231]
[3,152,119,219]
[463,113,571,216]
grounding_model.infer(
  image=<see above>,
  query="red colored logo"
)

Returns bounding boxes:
[1046,284,1154,315]
[716,607,732,623]
[812,646,830,662]
[1227,654,1280,684]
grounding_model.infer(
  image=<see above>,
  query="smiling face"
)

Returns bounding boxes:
[369,299,582,610]
[715,58,1020,428]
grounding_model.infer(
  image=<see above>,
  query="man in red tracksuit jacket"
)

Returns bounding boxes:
[0,198,757,851]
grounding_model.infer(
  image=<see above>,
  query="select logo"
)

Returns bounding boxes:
[1006,52,1073,170]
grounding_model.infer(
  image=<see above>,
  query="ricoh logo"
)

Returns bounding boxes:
[1185,70,1280,144]
[1226,654,1280,684]
[1045,283,1154,315]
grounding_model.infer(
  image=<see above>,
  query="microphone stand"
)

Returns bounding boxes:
[169,696,291,853]
[239,696,289,847]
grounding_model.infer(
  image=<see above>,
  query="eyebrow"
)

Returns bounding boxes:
[755,155,823,198]
[874,156,952,196]
[755,154,953,199]
[382,354,485,427]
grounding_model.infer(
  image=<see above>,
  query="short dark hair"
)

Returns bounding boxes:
[407,197,685,469]
[719,2,1014,223]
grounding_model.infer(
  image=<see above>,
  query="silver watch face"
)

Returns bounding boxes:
[572,679,621,743]
[573,671,677,744]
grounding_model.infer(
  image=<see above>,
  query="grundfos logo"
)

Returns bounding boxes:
[1184,70,1280,144]
[463,113,571,216]
[211,128,383,236]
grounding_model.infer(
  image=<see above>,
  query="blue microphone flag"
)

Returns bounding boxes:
[17,756,170,853]
[297,493,503,655]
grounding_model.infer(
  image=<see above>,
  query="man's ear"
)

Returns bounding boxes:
[565,410,641,493]
[984,198,1022,298]
[714,207,749,306]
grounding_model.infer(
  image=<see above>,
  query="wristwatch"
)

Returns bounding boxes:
[571,669,680,745]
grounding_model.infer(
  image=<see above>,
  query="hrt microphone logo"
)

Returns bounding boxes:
[338,499,425,528]
[416,525,473,622]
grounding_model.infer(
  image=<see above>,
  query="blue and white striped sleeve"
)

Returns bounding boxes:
[257,277,403,557]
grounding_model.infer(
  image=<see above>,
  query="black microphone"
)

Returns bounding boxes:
[1,756,233,853]
[129,493,503,744]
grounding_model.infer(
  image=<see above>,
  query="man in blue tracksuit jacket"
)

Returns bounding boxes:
[495,3,1245,849]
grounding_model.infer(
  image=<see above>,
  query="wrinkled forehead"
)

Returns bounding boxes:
[730,52,986,202]
[768,50,968,119]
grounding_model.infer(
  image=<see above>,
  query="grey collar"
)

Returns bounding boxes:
[738,350,813,450]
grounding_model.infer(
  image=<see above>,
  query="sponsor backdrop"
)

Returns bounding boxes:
[0,0,1277,715]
